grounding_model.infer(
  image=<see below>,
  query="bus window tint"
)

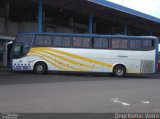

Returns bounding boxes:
[130,39,141,50]
[111,38,128,49]
[35,35,43,46]
[82,37,91,48]
[62,37,71,47]
[73,37,81,48]
[53,36,71,47]
[44,35,52,46]
[143,39,154,48]
[93,38,108,49]
[53,36,62,47]
[35,35,52,46]
[13,45,23,58]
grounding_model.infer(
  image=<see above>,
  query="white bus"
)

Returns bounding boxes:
[11,33,158,77]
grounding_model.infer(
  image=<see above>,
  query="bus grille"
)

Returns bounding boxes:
[140,60,154,73]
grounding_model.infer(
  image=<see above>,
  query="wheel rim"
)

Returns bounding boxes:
[116,68,124,76]
[37,65,43,72]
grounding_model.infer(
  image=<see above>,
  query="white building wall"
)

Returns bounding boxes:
[8,21,19,35]
[0,17,19,35]
[0,18,74,35]
[21,22,38,32]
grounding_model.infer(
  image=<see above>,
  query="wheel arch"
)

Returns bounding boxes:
[112,63,127,73]
[33,61,48,71]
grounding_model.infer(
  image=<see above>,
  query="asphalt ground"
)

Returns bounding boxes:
[0,70,160,113]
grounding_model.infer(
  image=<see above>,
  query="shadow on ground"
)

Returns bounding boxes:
[0,70,159,86]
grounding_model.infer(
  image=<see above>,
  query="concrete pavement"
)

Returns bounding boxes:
[0,71,160,113]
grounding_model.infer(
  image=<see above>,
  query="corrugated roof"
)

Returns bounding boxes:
[88,0,160,23]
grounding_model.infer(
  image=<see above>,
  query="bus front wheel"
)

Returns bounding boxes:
[34,62,47,74]
[113,65,126,77]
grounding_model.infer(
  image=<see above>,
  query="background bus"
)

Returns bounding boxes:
[0,34,15,67]
[11,33,158,77]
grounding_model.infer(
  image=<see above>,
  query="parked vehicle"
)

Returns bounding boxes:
[11,32,159,77]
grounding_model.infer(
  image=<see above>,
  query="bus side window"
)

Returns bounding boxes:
[93,37,108,49]
[53,36,62,47]
[73,37,82,48]
[35,35,43,46]
[44,35,52,46]
[130,39,141,50]
[143,39,155,50]
[111,38,128,49]
[62,37,71,47]
[82,37,91,48]
[34,35,52,46]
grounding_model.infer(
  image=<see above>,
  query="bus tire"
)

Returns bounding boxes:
[34,62,48,74]
[113,65,126,77]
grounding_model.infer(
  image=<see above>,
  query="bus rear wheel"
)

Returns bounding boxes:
[34,62,47,74]
[113,65,126,77]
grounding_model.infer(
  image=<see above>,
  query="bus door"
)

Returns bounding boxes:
[3,41,13,67]
[10,42,26,70]
[11,42,24,59]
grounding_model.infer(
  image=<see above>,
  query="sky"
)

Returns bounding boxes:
[107,0,160,18]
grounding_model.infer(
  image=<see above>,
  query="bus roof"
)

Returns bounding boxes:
[17,32,158,40]
[88,0,160,24]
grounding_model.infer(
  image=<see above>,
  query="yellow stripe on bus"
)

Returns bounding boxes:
[28,53,67,71]
[30,47,113,69]
[32,49,98,69]
[30,51,89,71]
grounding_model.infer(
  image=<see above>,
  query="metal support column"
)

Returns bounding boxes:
[88,15,93,34]
[38,0,43,32]
[124,23,128,35]
[43,11,46,31]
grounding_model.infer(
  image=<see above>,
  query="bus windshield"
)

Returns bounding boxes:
[15,34,33,55]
